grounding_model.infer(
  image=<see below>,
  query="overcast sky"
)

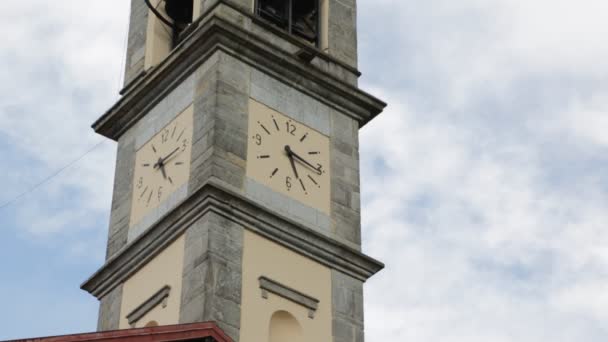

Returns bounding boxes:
[1,0,608,340]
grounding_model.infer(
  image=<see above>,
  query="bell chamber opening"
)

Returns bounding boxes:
[144,0,194,49]
[256,0,319,46]
[165,0,194,29]
[165,0,194,46]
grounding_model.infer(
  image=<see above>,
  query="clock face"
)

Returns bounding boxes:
[247,99,331,214]
[130,105,194,227]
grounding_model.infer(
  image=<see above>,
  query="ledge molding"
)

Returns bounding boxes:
[126,285,171,327]
[259,277,319,319]
[82,180,384,299]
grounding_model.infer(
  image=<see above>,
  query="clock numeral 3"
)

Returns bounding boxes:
[182,139,188,152]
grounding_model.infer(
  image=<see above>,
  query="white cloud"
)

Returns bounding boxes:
[0,1,128,241]
[361,87,608,341]
[1,0,607,340]
[358,0,608,339]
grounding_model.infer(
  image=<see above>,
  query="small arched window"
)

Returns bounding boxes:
[144,320,159,328]
[268,310,304,342]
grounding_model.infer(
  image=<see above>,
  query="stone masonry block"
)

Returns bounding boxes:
[207,256,242,304]
[123,0,149,86]
[217,52,252,92]
[332,270,365,342]
[97,284,123,331]
[333,317,356,342]
[332,202,361,245]
[106,131,135,259]
[329,0,358,67]
[180,212,244,337]
[183,223,211,273]
[181,261,209,307]
[332,270,364,323]
[208,294,242,330]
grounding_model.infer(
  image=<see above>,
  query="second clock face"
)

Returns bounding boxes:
[247,99,331,214]
[130,105,194,227]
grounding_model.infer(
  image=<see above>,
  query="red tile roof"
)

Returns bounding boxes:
[7,322,233,342]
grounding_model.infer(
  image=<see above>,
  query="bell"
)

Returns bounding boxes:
[165,0,193,27]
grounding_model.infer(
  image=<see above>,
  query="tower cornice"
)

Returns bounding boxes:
[81,178,384,299]
[92,0,386,141]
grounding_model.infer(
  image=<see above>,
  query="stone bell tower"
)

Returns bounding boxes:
[82,0,386,341]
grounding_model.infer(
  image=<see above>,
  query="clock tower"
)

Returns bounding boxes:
[82,0,386,341]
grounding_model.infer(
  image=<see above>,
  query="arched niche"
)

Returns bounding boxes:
[268,310,304,342]
[144,320,159,328]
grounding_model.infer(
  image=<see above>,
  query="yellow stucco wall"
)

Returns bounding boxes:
[145,0,174,70]
[119,234,185,329]
[240,230,332,342]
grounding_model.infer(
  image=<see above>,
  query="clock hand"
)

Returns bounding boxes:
[155,147,180,168]
[160,164,168,180]
[154,157,169,179]
[286,146,322,175]
[285,146,299,179]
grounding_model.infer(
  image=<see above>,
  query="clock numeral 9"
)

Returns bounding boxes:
[286,122,296,136]
[286,176,292,191]
[254,134,262,146]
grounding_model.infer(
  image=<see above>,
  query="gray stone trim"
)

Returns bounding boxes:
[97,284,123,331]
[81,179,384,299]
[259,277,319,319]
[126,285,171,327]
[244,179,332,238]
[92,1,385,141]
[119,69,148,96]
[250,71,331,136]
[133,75,195,150]
[128,183,189,242]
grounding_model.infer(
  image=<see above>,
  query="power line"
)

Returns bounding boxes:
[116,1,131,99]
[0,140,106,211]
[0,8,127,212]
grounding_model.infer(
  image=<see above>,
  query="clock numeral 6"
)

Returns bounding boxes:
[286,176,292,190]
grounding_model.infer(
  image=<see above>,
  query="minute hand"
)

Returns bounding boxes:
[290,150,322,175]
[155,147,180,168]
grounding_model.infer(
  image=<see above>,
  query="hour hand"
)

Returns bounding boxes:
[289,154,299,179]
[160,164,168,179]
[288,147,322,175]
[285,146,299,179]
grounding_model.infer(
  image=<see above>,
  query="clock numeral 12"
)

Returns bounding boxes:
[286,121,296,136]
